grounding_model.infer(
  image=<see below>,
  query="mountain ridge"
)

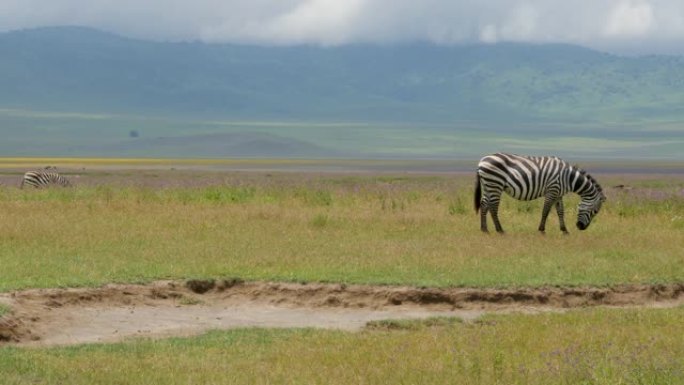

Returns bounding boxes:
[1,26,683,159]
[3,26,683,124]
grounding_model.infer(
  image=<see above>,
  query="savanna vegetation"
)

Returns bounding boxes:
[1,308,683,384]
[0,167,682,290]
[1,160,683,384]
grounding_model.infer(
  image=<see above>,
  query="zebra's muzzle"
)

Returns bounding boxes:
[576,221,588,230]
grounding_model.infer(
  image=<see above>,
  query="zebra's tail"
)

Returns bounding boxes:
[474,172,481,213]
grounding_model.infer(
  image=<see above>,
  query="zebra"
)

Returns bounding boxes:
[474,153,605,234]
[20,170,72,189]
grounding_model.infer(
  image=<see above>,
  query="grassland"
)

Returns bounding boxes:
[1,163,683,384]
[0,169,683,291]
[2,108,683,160]
[2,308,683,384]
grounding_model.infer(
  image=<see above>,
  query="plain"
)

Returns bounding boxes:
[1,160,683,384]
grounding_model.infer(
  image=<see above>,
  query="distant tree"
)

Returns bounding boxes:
[129,130,139,138]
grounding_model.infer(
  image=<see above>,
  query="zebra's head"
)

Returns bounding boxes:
[576,193,606,230]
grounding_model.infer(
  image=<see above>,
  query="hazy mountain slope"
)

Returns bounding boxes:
[2,26,684,124]
[1,27,683,159]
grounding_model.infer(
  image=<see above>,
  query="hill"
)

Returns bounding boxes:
[0,26,683,159]
[4,26,684,123]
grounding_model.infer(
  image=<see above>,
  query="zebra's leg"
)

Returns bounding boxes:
[555,199,569,234]
[480,198,489,233]
[538,197,556,233]
[489,196,505,234]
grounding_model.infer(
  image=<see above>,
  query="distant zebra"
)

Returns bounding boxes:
[20,170,71,189]
[475,153,605,233]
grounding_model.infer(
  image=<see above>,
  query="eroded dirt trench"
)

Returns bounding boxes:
[1,279,683,347]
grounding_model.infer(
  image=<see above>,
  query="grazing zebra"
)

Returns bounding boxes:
[475,153,605,233]
[20,170,71,189]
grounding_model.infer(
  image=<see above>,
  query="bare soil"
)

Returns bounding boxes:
[1,280,683,347]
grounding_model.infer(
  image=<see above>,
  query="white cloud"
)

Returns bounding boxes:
[480,25,499,43]
[266,0,364,44]
[499,3,540,41]
[604,1,654,37]
[202,0,366,45]
[1,0,684,54]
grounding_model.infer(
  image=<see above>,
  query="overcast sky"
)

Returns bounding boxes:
[1,0,683,54]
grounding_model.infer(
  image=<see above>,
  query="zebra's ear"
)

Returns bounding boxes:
[600,194,607,202]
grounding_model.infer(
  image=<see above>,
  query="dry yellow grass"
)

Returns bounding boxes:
[0,173,682,290]
[1,170,683,384]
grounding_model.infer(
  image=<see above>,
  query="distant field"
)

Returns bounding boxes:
[1,109,683,159]
[1,156,682,177]
[0,157,474,175]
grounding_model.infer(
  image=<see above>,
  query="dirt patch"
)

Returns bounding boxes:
[1,280,683,347]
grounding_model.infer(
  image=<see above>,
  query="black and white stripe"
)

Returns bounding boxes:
[475,153,605,233]
[20,170,72,189]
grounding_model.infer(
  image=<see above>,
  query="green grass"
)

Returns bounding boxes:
[0,174,682,290]
[1,171,683,384]
[2,307,683,384]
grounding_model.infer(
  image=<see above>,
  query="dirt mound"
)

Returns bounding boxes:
[1,280,683,346]
[0,317,34,343]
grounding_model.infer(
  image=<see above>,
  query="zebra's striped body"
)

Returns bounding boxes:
[475,153,605,233]
[20,171,71,189]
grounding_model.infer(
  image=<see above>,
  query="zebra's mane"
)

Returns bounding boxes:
[573,165,603,194]
[32,170,60,176]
